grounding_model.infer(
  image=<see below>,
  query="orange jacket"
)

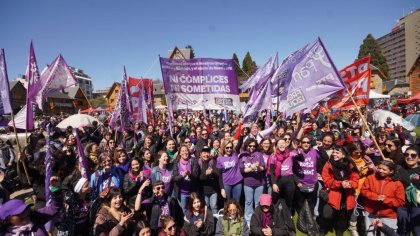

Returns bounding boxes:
[360,174,405,218]
[322,162,359,211]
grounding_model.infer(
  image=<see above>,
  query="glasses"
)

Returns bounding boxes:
[301,141,311,144]
[166,225,175,231]
[225,146,233,150]
[261,205,270,209]
[284,138,290,140]
[404,153,418,158]
[202,133,208,135]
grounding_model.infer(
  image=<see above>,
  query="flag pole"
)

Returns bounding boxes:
[346,87,385,160]
[10,110,31,185]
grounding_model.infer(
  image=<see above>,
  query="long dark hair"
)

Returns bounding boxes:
[187,192,205,215]
[222,199,243,220]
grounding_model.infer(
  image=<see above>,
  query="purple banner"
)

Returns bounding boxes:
[160,57,240,111]
[276,38,345,117]
[35,54,77,110]
[45,124,52,202]
[0,49,12,115]
[240,53,278,92]
[243,79,272,125]
[75,129,89,179]
[26,41,41,131]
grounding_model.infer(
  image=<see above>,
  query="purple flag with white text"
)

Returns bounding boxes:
[0,49,12,115]
[109,67,133,131]
[26,41,41,131]
[35,55,77,110]
[277,38,345,117]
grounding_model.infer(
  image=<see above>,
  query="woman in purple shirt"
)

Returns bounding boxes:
[216,140,243,203]
[172,145,199,214]
[293,135,320,214]
[239,138,266,225]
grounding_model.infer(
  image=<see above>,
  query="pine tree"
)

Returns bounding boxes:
[185,45,195,58]
[232,53,242,76]
[358,34,389,79]
[242,52,257,77]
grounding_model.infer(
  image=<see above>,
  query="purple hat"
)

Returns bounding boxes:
[0,199,31,220]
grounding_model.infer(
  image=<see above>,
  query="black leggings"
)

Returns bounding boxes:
[273,175,295,214]
[294,183,319,213]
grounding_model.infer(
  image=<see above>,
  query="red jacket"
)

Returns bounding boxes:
[322,162,359,211]
[360,174,405,218]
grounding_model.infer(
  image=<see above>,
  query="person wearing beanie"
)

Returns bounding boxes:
[250,194,290,236]
[0,176,63,236]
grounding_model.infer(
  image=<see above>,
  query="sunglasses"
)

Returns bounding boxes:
[284,138,290,140]
[301,141,311,144]
[155,186,164,191]
[166,224,175,231]
[225,146,233,150]
[404,153,418,159]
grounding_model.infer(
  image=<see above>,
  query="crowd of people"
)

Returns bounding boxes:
[0,105,419,236]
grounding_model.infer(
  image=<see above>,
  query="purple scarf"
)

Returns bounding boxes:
[262,211,272,227]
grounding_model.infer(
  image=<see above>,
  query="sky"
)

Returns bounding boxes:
[1,0,419,91]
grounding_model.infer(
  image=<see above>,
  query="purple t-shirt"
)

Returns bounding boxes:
[178,160,192,195]
[295,148,319,187]
[280,151,295,177]
[216,152,243,186]
[160,168,173,194]
[239,152,266,187]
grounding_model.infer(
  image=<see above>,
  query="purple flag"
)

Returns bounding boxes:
[243,79,272,125]
[137,80,148,123]
[45,124,52,202]
[277,38,345,117]
[75,129,89,178]
[265,110,271,129]
[26,41,41,131]
[109,67,133,131]
[35,55,77,110]
[0,49,12,115]
[239,53,278,91]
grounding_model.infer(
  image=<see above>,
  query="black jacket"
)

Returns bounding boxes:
[250,199,295,236]
[172,158,200,198]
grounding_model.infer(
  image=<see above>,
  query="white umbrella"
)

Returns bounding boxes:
[56,114,101,129]
[372,109,415,131]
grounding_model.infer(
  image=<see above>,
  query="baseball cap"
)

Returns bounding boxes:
[201,146,211,152]
[259,194,272,206]
[0,199,32,220]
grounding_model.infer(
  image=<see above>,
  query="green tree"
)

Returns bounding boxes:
[185,45,195,58]
[90,96,107,108]
[242,52,257,78]
[232,53,242,76]
[358,34,389,79]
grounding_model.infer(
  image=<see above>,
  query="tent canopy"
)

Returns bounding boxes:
[397,92,420,105]
[369,90,390,99]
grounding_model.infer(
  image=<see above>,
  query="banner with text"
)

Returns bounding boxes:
[160,57,240,111]
[328,56,371,108]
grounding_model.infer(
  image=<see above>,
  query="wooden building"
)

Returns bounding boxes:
[105,82,120,109]
[45,86,90,114]
[408,55,420,96]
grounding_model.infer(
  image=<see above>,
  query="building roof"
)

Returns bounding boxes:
[371,64,388,80]
[407,55,420,76]
[48,85,88,100]
[105,82,120,99]
[383,79,407,92]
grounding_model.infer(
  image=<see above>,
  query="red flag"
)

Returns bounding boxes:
[328,56,371,108]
